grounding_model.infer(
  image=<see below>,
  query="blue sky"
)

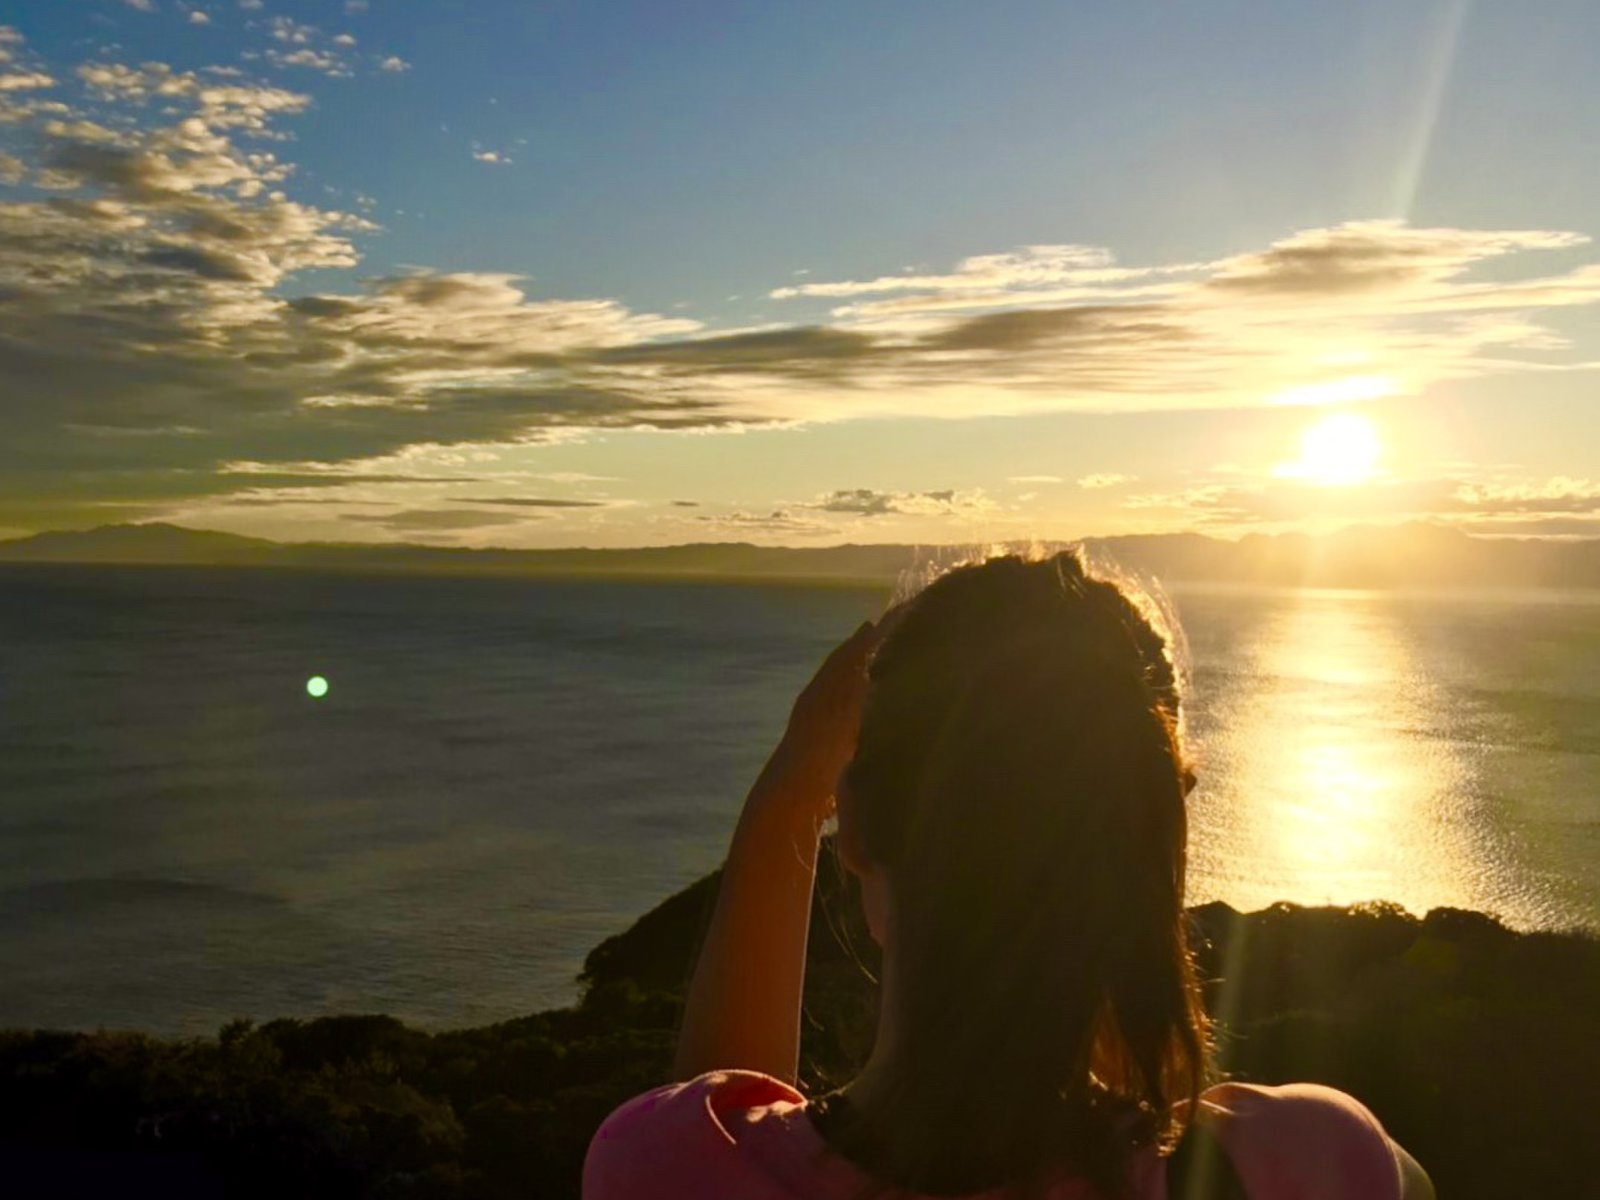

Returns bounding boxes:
[3,0,1599,545]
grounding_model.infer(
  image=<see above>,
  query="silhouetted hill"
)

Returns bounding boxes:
[1095,521,1600,589]
[0,858,1594,1198]
[3,521,1599,589]
[0,523,282,565]
[0,523,916,583]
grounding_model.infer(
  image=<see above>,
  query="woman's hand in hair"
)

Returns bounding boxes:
[672,614,892,1085]
[765,618,882,827]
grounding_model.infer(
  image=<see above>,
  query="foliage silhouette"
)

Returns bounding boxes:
[1,855,1594,1198]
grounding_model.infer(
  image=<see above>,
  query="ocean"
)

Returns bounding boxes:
[1,563,1596,1036]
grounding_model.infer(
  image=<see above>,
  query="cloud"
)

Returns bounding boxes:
[1455,516,1600,537]
[75,61,312,130]
[123,0,157,11]
[454,496,607,508]
[538,471,618,484]
[770,244,1190,304]
[676,489,996,541]
[1449,478,1600,515]
[6,34,1600,536]
[730,219,1600,428]
[0,55,710,527]
[345,0,369,12]
[472,149,509,165]
[255,16,393,78]
[810,488,992,517]
[1123,475,1600,529]
[266,47,350,77]
[344,508,531,531]
[594,325,874,381]
[269,17,315,44]
[1204,222,1585,298]
[693,509,835,537]
[0,71,54,91]
[1078,473,1134,489]
[188,11,211,25]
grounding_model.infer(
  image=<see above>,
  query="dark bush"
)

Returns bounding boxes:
[2,855,1594,1198]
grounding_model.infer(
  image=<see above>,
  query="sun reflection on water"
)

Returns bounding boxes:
[1184,588,1507,920]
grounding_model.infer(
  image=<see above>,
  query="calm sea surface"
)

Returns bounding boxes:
[1,564,1596,1035]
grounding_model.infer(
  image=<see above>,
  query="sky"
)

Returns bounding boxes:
[2,0,1600,547]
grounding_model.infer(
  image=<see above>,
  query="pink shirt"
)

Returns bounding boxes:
[584,1070,1403,1199]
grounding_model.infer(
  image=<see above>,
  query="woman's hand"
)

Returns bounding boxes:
[673,609,902,1084]
[763,619,881,825]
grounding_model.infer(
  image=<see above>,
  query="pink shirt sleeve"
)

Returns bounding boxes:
[583,1072,1406,1200]
[1205,1081,1404,1200]
[582,1070,804,1200]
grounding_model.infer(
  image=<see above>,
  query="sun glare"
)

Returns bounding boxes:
[1280,412,1383,486]
[1268,374,1395,407]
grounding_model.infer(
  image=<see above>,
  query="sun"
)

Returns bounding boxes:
[1281,411,1383,486]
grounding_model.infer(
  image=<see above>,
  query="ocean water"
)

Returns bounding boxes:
[0,564,1596,1036]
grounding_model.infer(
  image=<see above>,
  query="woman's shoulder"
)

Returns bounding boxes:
[583,1072,1406,1200]
[1198,1080,1403,1199]
[582,1070,807,1199]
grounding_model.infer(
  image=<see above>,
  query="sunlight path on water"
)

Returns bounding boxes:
[1182,587,1523,922]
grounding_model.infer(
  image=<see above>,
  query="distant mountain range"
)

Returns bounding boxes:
[2,521,1598,590]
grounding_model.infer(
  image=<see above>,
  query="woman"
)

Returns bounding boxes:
[584,551,1434,1199]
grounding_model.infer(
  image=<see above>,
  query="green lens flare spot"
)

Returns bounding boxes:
[306,675,330,699]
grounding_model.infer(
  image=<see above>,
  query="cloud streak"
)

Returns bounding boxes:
[810,488,992,518]
[1123,475,1600,532]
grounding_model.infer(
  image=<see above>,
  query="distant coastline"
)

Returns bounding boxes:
[3,520,1600,591]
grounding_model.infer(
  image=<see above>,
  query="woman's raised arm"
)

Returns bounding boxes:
[671,620,878,1084]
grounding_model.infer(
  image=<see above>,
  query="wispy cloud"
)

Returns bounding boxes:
[810,488,993,518]
[0,70,54,91]
[1078,473,1134,489]
[693,509,836,538]
[1123,474,1600,532]
[344,508,533,532]
[265,47,350,76]
[254,16,386,78]
[455,496,607,508]
[0,37,705,527]
[769,244,1197,312]
[268,17,316,44]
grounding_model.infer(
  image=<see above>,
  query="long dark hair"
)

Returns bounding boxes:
[821,549,1209,1199]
